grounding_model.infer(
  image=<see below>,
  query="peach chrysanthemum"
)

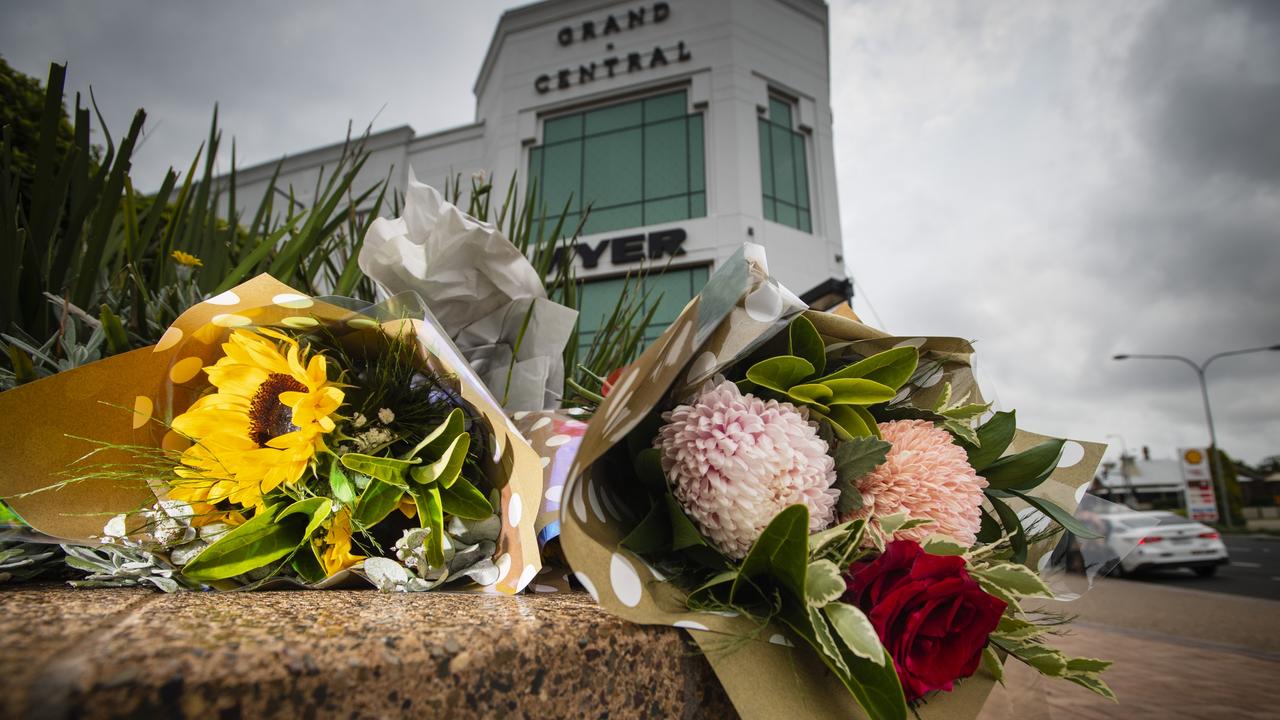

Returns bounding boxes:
[844,419,987,546]
[655,379,838,560]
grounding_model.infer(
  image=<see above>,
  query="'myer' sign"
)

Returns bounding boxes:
[554,228,686,269]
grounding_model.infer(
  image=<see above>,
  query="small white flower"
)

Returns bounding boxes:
[352,412,368,429]
[102,514,128,540]
[377,408,396,425]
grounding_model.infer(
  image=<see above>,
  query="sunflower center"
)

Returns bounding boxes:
[250,373,307,447]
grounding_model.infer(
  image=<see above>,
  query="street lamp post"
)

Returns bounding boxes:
[1112,344,1280,530]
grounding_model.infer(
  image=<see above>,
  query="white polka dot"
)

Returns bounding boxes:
[768,633,795,647]
[545,485,563,503]
[131,396,153,430]
[507,494,523,527]
[348,317,379,330]
[658,317,694,368]
[533,584,557,593]
[1058,440,1085,468]
[272,293,313,309]
[211,313,252,328]
[674,620,709,631]
[168,356,204,384]
[154,326,183,352]
[545,434,572,447]
[574,571,599,602]
[744,283,784,322]
[512,411,530,420]
[205,290,240,306]
[281,316,319,329]
[517,563,538,590]
[893,338,928,349]
[495,553,511,580]
[529,416,552,432]
[610,552,643,607]
[587,478,608,522]
[540,456,552,469]
[1075,481,1091,504]
[686,351,718,384]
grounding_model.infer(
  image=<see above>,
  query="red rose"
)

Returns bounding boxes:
[843,540,1006,702]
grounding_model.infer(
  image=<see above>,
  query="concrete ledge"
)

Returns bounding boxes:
[0,585,735,719]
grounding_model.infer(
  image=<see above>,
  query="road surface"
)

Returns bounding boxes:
[1117,534,1280,601]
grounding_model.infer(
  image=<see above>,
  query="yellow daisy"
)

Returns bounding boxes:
[171,328,344,507]
[317,508,364,576]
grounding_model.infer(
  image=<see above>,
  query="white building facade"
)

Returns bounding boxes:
[230,0,848,340]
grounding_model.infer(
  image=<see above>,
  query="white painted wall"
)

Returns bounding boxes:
[220,0,845,297]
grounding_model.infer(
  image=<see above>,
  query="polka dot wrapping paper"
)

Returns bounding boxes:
[0,274,549,594]
[557,244,1107,720]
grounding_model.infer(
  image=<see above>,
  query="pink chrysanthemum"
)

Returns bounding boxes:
[845,419,987,546]
[655,379,838,560]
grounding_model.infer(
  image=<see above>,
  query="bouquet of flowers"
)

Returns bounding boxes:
[559,245,1113,719]
[0,274,548,593]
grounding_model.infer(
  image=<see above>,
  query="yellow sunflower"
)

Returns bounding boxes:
[171,328,344,508]
[317,507,364,576]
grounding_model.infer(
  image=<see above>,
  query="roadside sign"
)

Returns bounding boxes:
[1178,447,1219,522]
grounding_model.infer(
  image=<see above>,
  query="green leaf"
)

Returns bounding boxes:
[353,478,404,529]
[1008,490,1103,540]
[328,461,357,506]
[982,439,1064,491]
[98,304,129,356]
[983,647,1004,684]
[410,433,470,489]
[1066,657,1112,674]
[621,500,671,554]
[805,559,846,607]
[832,436,890,515]
[665,494,710,551]
[824,602,886,666]
[292,544,326,584]
[807,605,850,675]
[746,355,815,393]
[922,535,969,556]
[817,346,919,391]
[410,484,446,567]
[181,499,329,583]
[973,562,1053,598]
[634,447,668,495]
[732,504,810,603]
[977,506,1002,543]
[987,494,1027,563]
[939,402,991,421]
[277,497,333,543]
[438,476,494,520]
[341,453,416,489]
[823,378,896,406]
[405,407,466,460]
[877,512,912,537]
[788,315,827,376]
[788,383,833,410]
[825,405,875,439]
[1011,644,1068,676]
[1065,673,1117,702]
[963,411,1018,471]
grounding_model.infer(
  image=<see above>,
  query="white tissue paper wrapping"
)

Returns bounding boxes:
[358,174,578,411]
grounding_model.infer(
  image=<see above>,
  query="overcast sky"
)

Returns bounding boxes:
[3,0,1278,464]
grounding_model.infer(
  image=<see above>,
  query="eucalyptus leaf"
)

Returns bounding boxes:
[745,355,815,393]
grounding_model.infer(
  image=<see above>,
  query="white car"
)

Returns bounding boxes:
[1104,511,1230,577]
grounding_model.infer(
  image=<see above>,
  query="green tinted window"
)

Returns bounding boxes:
[576,265,711,355]
[529,90,706,237]
[759,95,812,232]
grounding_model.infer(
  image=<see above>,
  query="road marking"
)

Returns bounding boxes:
[1232,561,1262,568]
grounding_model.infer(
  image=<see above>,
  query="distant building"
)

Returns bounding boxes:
[1091,456,1186,509]
[222,0,848,342]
